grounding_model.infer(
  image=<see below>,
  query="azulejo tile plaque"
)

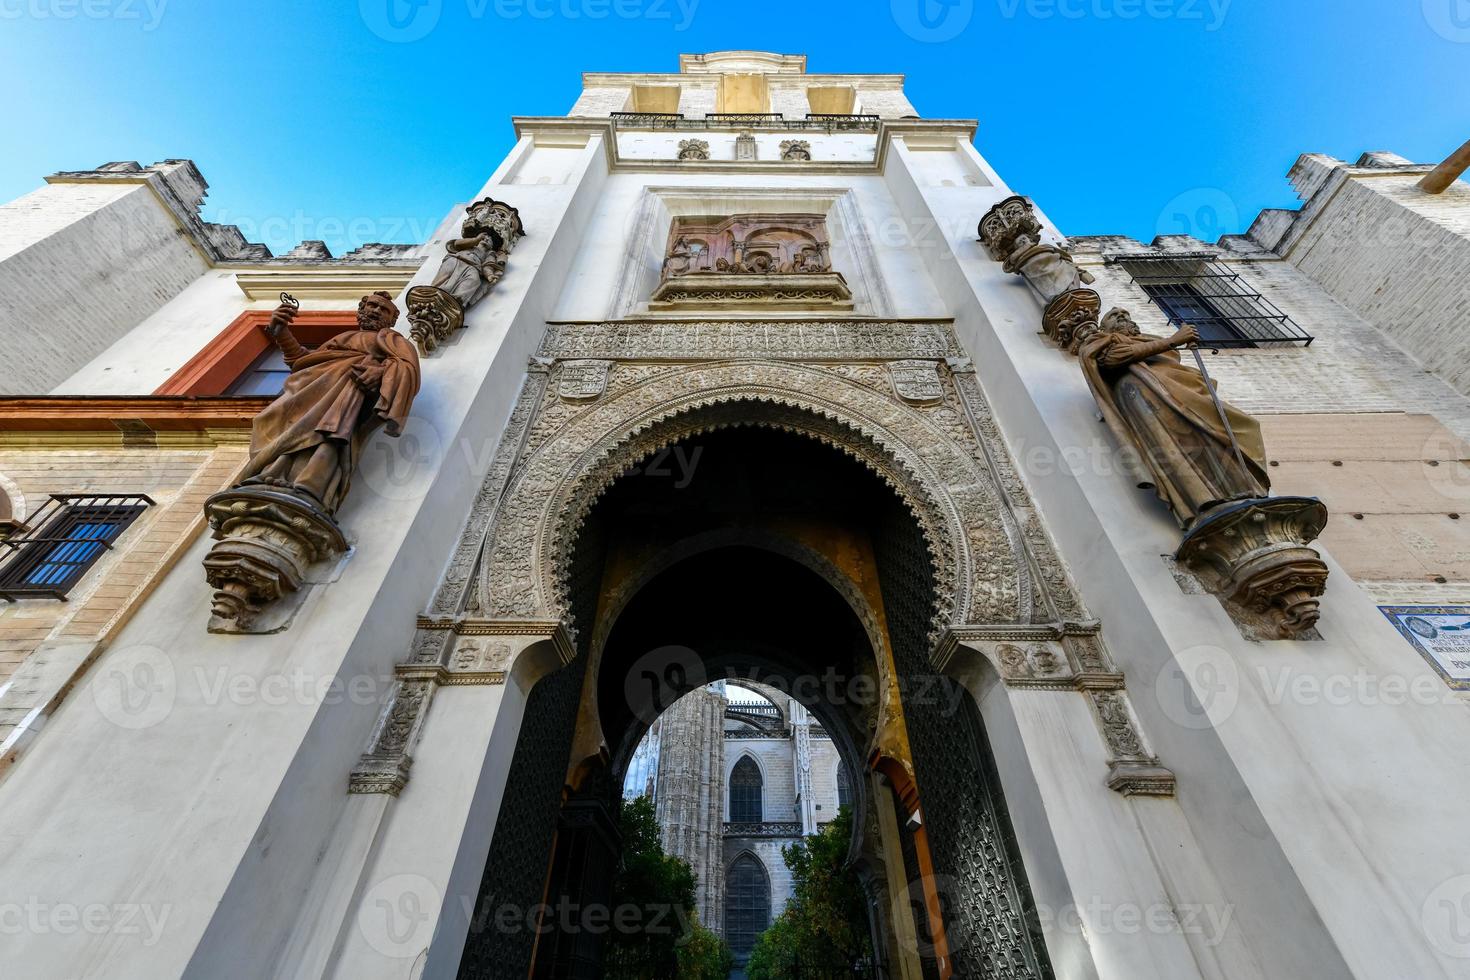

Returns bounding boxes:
[1380,605,1470,689]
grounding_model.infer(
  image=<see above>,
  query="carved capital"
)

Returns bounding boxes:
[978,194,1042,263]
[406,284,465,354]
[1041,288,1102,350]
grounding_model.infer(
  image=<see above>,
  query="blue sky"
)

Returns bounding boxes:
[1,0,1465,255]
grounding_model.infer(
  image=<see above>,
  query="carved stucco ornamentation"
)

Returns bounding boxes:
[475,359,1034,639]
[365,318,1153,796]
[780,140,812,162]
[349,680,431,796]
[557,360,611,401]
[676,139,710,161]
[888,359,945,405]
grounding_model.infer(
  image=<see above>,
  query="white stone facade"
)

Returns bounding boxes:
[0,49,1466,980]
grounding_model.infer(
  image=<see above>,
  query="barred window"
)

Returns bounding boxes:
[724,853,771,955]
[1118,254,1313,348]
[0,494,151,600]
[729,756,763,823]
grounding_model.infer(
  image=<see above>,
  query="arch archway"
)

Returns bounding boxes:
[459,421,1056,979]
[725,851,772,960]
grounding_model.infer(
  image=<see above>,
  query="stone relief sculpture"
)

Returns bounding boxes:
[980,195,1329,638]
[780,140,812,161]
[676,139,710,161]
[406,197,524,354]
[202,291,422,632]
[650,213,852,311]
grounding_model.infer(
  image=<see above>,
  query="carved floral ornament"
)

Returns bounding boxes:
[677,139,710,161]
[780,140,812,161]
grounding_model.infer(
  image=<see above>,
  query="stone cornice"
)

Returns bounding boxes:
[511,117,979,175]
[0,396,267,430]
[0,397,263,448]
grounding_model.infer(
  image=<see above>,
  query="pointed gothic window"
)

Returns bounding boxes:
[837,760,852,809]
[724,853,771,955]
[729,756,763,823]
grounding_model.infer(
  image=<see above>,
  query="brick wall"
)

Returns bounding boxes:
[0,183,208,396]
[0,439,246,771]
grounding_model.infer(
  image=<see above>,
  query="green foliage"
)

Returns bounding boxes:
[676,920,735,979]
[603,795,733,980]
[745,806,875,979]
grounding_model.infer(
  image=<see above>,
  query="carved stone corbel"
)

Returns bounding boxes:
[1175,496,1330,638]
[203,486,347,632]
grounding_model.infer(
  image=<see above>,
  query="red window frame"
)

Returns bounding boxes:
[153,310,359,396]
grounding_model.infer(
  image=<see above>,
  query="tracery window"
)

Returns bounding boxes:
[836,760,852,809]
[724,853,771,955]
[729,756,763,823]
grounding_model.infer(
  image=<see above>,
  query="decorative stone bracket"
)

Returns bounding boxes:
[934,623,1176,797]
[349,618,574,796]
[978,194,1330,638]
[203,486,347,633]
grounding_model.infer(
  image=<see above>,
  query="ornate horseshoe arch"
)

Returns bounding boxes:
[477,359,1040,638]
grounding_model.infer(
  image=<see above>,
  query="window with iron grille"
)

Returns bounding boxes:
[724,853,771,955]
[729,756,763,823]
[1118,254,1313,348]
[0,494,151,600]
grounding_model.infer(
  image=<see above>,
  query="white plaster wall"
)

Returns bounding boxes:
[0,182,208,395]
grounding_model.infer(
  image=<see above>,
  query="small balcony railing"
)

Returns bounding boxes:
[609,112,881,134]
[724,821,803,838]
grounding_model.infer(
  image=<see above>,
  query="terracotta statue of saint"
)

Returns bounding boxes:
[240,291,421,514]
[1077,309,1269,528]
